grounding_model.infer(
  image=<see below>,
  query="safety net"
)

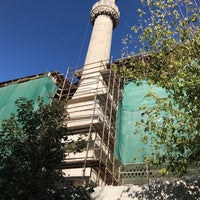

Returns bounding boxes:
[0,76,58,127]
[115,81,167,163]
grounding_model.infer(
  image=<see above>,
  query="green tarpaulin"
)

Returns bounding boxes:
[115,81,167,163]
[0,76,58,127]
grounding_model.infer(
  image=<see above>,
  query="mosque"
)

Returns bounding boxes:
[0,0,199,187]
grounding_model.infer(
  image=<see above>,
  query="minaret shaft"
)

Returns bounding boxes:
[84,14,113,67]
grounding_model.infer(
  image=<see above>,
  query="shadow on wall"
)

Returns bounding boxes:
[92,176,200,200]
[122,177,200,200]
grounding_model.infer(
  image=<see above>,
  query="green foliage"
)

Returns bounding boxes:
[122,0,200,175]
[0,98,92,200]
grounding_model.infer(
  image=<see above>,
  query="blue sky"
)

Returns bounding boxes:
[0,0,142,82]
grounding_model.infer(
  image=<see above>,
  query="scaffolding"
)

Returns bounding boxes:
[1,61,198,186]
[59,60,123,186]
[56,59,200,186]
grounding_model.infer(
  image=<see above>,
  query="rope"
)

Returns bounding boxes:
[75,17,90,67]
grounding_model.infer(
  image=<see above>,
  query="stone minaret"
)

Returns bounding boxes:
[65,0,120,185]
[74,0,120,97]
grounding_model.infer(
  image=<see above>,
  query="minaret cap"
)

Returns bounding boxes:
[90,0,120,28]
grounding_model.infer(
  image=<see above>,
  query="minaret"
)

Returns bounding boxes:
[85,0,119,67]
[65,0,120,185]
[74,0,120,97]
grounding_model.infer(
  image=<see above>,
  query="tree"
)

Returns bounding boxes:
[0,98,93,200]
[119,0,200,175]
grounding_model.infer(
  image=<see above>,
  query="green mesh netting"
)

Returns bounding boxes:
[0,76,58,127]
[115,81,167,163]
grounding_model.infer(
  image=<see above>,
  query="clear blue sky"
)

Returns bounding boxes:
[0,0,142,82]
